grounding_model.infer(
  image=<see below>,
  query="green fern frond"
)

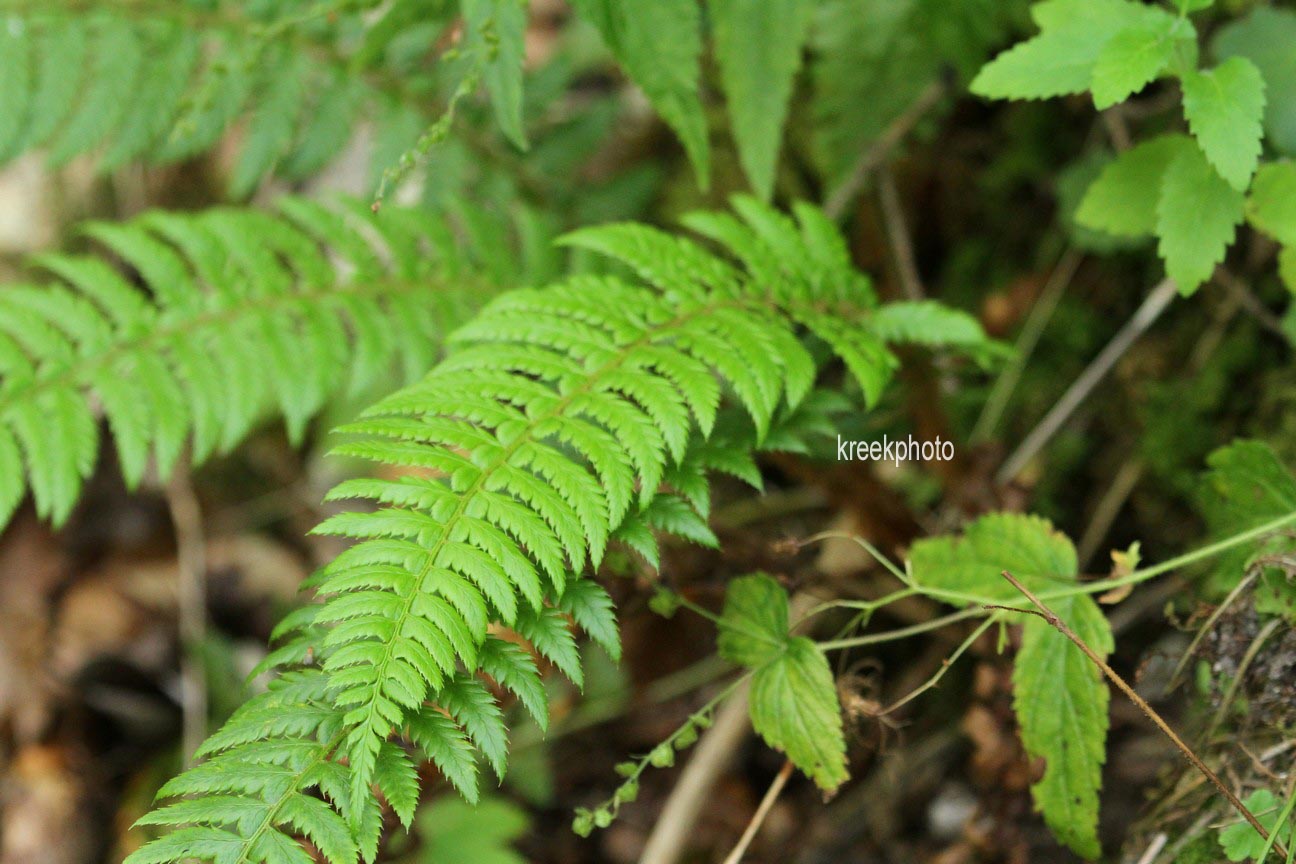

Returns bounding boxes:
[130,197,992,864]
[0,197,510,530]
[0,2,464,192]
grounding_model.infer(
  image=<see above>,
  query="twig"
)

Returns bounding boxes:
[1134,832,1167,864]
[877,166,924,301]
[972,247,1083,443]
[824,79,946,220]
[998,569,1289,860]
[166,460,207,766]
[997,277,1178,484]
[720,760,795,864]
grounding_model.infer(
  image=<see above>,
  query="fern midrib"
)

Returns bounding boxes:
[344,293,775,751]
[0,274,478,426]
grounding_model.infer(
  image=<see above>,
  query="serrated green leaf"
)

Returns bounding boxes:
[718,573,790,667]
[1014,593,1112,860]
[971,0,1174,102]
[749,636,848,791]
[1213,8,1296,157]
[1076,135,1186,238]
[1199,440,1296,598]
[909,512,1077,605]
[1156,139,1244,294]
[1090,21,1179,110]
[1247,162,1296,246]
[569,0,709,187]
[1181,57,1266,192]
[710,0,811,200]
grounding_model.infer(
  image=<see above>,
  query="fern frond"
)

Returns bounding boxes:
[0,2,460,192]
[131,197,993,863]
[0,197,513,529]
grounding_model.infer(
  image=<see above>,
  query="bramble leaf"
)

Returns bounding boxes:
[718,573,790,668]
[1246,162,1296,246]
[1218,790,1290,862]
[418,794,530,864]
[749,636,849,792]
[1090,20,1179,110]
[1199,440,1296,611]
[1014,593,1112,861]
[909,512,1076,604]
[719,574,847,791]
[1155,140,1245,294]
[1213,8,1296,157]
[971,0,1175,102]
[1180,57,1266,191]
[1076,135,1185,238]
[910,513,1109,858]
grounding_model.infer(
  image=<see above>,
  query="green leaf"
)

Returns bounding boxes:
[909,512,1109,858]
[909,512,1077,605]
[971,0,1174,101]
[1014,593,1112,860]
[718,573,790,667]
[749,636,848,791]
[1090,21,1178,109]
[1199,440,1296,600]
[1180,57,1266,192]
[1155,139,1244,294]
[710,0,811,200]
[1247,162,1296,246]
[1218,790,1290,862]
[1213,8,1296,157]
[1076,135,1185,237]
[717,574,847,790]
[569,0,710,187]
[462,0,528,150]
[418,794,530,864]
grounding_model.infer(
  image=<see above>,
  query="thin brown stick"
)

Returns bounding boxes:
[998,570,1288,860]
[166,460,207,766]
[824,79,946,220]
[997,277,1178,484]
[720,760,795,864]
[877,166,924,301]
